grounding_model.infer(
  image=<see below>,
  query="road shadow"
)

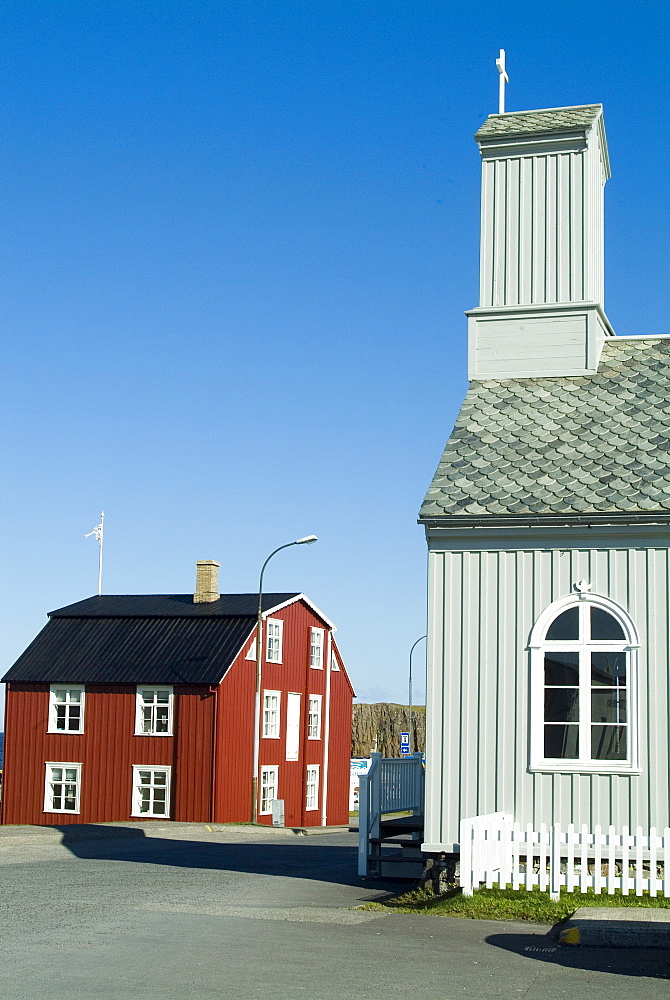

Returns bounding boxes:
[51,825,408,894]
[486,929,670,980]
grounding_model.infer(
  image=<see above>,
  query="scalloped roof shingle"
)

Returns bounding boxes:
[420,339,670,520]
[475,105,602,139]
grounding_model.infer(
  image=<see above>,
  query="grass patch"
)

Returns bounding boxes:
[363,885,670,924]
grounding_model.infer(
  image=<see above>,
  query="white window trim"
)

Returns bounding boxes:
[44,761,82,815]
[245,637,257,660]
[263,689,281,739]
[134,686,174,736]
[529,593,640,775]
[260,766,279,815]
[47,685,85,734]
[310,627,324,669]
[331,649,340,671]
[131,765,172,818]
[266,618,283,664]
[308,694,322,740]
[306,764,320,811]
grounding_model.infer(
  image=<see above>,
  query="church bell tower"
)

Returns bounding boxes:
[467,103,614,380]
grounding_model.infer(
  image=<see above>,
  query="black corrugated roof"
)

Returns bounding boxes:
[49,593,299,618]
[3,592,300,685]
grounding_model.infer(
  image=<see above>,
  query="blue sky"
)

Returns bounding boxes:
[1,1,668,719]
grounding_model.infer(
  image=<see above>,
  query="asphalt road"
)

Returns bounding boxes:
[1,826,669,999]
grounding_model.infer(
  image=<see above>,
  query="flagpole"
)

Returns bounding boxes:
[98,511,105,596]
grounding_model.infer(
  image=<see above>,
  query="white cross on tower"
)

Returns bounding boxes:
[496,49,509,114]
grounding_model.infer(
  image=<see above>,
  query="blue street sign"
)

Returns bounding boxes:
[400,732,410,755]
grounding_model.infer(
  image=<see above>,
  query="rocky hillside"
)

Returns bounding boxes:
[351,702,425,758]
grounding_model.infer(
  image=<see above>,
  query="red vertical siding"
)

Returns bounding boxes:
[213,645,255,823]
[325,638,354,825]
[172,687,215,822]
[217,599,354,828]
[2,683,213,825]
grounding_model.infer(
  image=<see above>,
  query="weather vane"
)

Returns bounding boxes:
[496,49,508,114]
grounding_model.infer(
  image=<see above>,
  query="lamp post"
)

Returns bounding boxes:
[408,634,427,753]
[251,534,318,823]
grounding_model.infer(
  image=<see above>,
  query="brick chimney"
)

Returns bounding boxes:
[194,560,220,603]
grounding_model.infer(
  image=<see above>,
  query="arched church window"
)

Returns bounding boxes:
[530,595,638,773]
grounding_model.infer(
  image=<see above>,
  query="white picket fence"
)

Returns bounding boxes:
[460,812,670,900]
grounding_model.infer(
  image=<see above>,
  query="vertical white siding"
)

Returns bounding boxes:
[424,538,670,851]
[479,148,602,310]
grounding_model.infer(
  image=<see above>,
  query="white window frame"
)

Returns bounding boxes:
[260,766,279,815]
[48,685,85,734]
[266,619,283,663]
[131,765,172,818]
[310,627,324,668]
[308,694,322,740]
[331,649,340,671]
[263,690,281,738]
[135,686,174,736]
[306,764,320,811]
[529,592,640,774]
[245,637,257,660]
[44,762,82,814]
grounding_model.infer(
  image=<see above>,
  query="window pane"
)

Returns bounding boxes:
[69,690,81,703]
[139,770,152,784]
[592,725,627,760]
[69,706,81,730]
[157,690,170,703]
[544,651,579,685]
[56,706,67,729]
[546,607,579,640]
[592,690,627,724]
[51,767,63,781]
[65,769,78,781]
[544,724,579,758]
[154,772,167,786]
[591,652,626,685]
[591,607,625,640]
[544,688,579,722]
[155,708,169,732]
[55,689,67,702]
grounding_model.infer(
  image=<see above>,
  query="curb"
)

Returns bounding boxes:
[559,907,670,948]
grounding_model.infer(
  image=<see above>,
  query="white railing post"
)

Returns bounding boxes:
[606,825,616,895]
[621,825,630,896]
[593,824,603,895]
[357,768,370,877]
[635,826,644,896]
[460,816,474,896]
[550,823,561,901]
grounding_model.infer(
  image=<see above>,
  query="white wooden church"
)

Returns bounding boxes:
[420,100,670,856]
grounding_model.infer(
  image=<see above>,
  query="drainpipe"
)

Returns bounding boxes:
[321,630,333,828]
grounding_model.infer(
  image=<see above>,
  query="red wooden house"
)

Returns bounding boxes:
[1,561,354,828]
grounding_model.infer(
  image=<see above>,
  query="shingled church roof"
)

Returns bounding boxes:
[475,104,602,139]
[420,337,670,520]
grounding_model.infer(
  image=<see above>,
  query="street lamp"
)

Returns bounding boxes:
[408,634,427,753]
[251,535,318,823]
